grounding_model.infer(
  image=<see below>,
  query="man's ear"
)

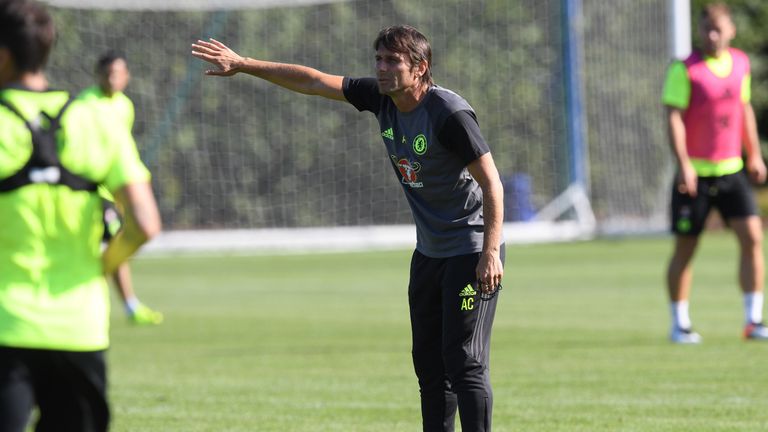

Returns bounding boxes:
[0,48,15,85]
[415,59,428,79]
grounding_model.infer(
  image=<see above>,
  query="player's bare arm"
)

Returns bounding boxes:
[102,182,161,274]
[667,106,698,197]
[742,103,767,184]
[467,153,504,293]
[191,38,345,101]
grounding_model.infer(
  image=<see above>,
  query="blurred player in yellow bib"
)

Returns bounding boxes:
[78,52,163,325]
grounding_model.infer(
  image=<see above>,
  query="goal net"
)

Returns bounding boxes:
[44,0,672,253]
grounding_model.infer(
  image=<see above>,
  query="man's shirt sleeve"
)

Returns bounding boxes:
[437,110,490,165]
[662,60,690,109]
[742,73,751,104]
[97,107,150,193]
[102,132,150,193]
[342,77,382,114]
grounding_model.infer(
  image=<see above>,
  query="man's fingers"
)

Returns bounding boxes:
[754,168,767,184]
[478,277,502,293]
[678,181,697,197]
[209,38,228,49]
[192,43,219,56]
[194,40,220,51]
[479,281,492,294]
[191,50,216,61]
[190,46,213,57]
[205,69,228,76]
[190,51,214,62]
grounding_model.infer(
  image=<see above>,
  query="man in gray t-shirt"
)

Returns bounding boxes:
[344,77,488,257]
[193,25,505,432]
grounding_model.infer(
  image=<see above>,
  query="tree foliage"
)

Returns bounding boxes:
[43,1,768,231]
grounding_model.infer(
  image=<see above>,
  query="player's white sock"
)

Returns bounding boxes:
[743,292,764,325]
[125,296,141,315]
[671,300,692,330]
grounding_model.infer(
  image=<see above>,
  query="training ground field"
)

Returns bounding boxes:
[107,232,768,431]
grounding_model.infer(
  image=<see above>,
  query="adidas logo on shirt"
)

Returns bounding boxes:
[459,284,477,297]
[381,127,394,140]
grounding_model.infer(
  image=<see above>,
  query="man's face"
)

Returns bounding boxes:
[699,14,735,56]
[98,58,130,95]
[375,46,422,95]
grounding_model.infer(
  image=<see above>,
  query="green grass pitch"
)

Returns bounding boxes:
[106,232,768,431]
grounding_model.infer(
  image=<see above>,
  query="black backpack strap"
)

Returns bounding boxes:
[0,97,98,192]
[0,98,25,122]
[28,96,77,168]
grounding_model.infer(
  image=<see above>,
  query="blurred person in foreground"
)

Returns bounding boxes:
[79,51,163,325]
[192,25,504,432]
[0,0,161,430]
[662,2,767,344]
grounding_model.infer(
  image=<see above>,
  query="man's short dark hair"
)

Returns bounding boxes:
[374,25,434,86]
[95,50,127,75]
[701,2,731,22]
[0,0,55,73]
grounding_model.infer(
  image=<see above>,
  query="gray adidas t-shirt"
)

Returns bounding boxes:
[343,77,490,258]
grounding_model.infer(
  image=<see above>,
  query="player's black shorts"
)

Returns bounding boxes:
[671,171,758,236]
[0,347,109,432]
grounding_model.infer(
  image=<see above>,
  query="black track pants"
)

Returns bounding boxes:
[408,247,503,432]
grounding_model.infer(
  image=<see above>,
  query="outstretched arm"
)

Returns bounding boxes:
[191,38,346,101]
[467,153,504,293]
